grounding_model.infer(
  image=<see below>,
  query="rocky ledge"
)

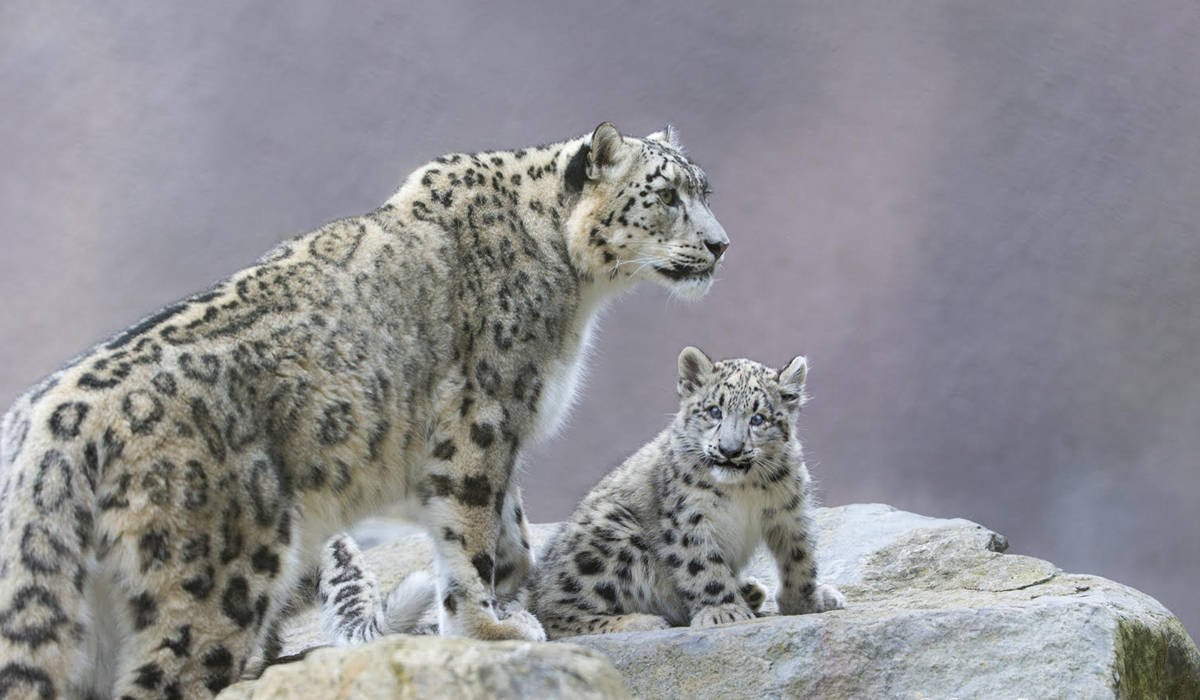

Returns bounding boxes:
[220,504,1200,699]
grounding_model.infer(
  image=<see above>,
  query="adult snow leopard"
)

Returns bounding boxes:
[530,347,844,639]
[0,122,728,698]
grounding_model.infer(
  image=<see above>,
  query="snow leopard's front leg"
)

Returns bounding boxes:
[420,404,545,641]
[762,488,845,615]
[657,499,756,627]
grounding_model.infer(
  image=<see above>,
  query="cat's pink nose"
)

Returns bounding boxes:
[705,240,728,259]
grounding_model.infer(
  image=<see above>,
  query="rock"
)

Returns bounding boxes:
[226,504,1200,699]
[220,636,631,700]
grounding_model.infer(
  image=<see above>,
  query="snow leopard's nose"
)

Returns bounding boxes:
[717,438,744,459]
[704,240,728,260]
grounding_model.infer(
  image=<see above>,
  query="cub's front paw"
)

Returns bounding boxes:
[813,583,846,612]
[738,577,769,613]
[613,613,671,634]
[689,603,755,628]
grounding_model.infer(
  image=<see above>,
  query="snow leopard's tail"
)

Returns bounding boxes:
[378,569,438,634]
[318,534,437,646]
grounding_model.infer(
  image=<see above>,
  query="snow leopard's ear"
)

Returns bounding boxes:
[777,355,808,408]
[647,124,682,149]
[586,122,624,180]
[677,346,714,397]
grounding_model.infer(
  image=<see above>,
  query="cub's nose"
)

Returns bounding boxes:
[717,439,744,459]
[705,240,729,260]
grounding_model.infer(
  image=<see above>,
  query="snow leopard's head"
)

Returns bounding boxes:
[564,123,728,300]
[673,347,808,485]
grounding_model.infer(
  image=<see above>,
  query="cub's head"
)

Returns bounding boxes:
[564,123,729,299]
[673,346,808,484]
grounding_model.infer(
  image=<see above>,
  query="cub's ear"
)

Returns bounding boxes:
[647,124,682,149]
[777,355,808,407]
[677,346,714,397]
[587,122,625,180]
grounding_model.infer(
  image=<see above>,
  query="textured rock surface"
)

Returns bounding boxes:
[222,504,1200,699]
[220,636,631,700]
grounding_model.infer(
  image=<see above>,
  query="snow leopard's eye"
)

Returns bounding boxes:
[750,413,765,426]
[659,188,679,207]
[707,405,722,420]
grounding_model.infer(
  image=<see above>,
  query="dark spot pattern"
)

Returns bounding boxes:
[138,529,172,572]
[574,550,605,576]
[180,353,221,384]
[19,523,72,575]
[432,439,456,461]
[469,422,495,448]
[471,552,494,584]
[0,663,55,699]
[122,390,164,434]
[0,585,68,649]
[130,591,158,631]
[459,474,492,507]
[183,566,215,601]
[31,450,73,513]
[251,545,280,577]
[318,401,355,444]
[47,402,88,439]
[221,576,255,628]
[202,645,234,694]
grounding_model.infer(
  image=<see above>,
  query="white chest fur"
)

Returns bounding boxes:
[706,491,767,573]
[531,291,606,444]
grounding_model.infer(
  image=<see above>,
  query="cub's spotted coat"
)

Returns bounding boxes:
[0,123,728,698]
[530,348,844,639]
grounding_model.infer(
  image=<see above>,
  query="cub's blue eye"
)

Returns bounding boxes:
[750,414,765,426]
[707,405,722,420]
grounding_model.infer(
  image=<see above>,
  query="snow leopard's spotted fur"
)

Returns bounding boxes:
[529,348,844,639]
[0,123,728,698]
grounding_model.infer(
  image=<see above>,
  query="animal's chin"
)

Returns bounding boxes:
[708,465,749,484]
[654,264,715,299]
[707,459,752,483]
[654,263,714,282]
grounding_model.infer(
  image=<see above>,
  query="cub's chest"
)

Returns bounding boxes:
[702,494,767,572]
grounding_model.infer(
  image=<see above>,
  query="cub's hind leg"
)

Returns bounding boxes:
[542,612,670,640]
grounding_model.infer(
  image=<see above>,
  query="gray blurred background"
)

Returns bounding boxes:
[2,1,1198,638]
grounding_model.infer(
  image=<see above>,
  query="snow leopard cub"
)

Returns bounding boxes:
[530,347,844,638]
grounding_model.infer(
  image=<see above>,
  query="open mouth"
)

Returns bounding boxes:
[710,460,750,472]
[655,264,714,281]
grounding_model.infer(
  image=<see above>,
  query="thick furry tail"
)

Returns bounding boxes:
[379,569,436,634]
[318,534,437,646]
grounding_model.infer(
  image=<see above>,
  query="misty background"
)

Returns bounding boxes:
[2,2,1198,638]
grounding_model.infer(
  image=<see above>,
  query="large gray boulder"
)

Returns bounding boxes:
[221,636,631,699]
[221,504,1200,699]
